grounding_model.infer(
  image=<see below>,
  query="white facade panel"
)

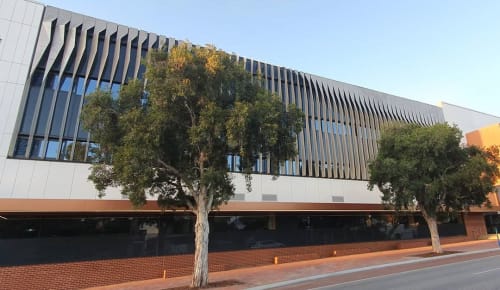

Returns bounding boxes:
[0,18,9,56]
[70,164,97,199]
[0,82,14,129]
[44,162,76,199]
[70,165,122,200]
[230,173,382,205]
[0,0,16,21]
[27,161,50,198]
[0,60,10,82]
[316,178,332,203]
[13,24,31,63]
[11,0,27,23]
[440,102,500,135]
[0,158,19,197]
[11,159,34,198]
[2,20,21,59]
[290,177,309,202]
[0,0,43,159]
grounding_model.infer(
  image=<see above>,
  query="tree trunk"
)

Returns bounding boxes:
[191,193,210,288]
[421,210,443,254]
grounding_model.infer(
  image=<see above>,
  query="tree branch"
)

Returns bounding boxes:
[207,193,214,209]
[157,159,182,177]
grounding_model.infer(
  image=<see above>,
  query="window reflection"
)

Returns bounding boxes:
[30,138,45,159]
[14,136,28,157]
[73,76,85,96]
[85,79,97,96]
[73,141,87,161]
[99,81,110,91]
[87,142,99,162]
[45,139,59,159]
[60,139,74,160]
[111,83,120,99]
[59,76,71,92]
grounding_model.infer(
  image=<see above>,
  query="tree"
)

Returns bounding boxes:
[368,123,500,253]
[81,44,303,287]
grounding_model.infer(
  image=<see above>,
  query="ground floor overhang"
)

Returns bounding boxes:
[0,198,395,217]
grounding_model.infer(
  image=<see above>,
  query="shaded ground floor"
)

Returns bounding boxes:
[0,209,494,289]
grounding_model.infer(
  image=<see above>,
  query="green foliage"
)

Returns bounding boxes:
[368,123,500,217]
[81,44,304,210]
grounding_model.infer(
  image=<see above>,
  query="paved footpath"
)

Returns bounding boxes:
[87,240,500,290]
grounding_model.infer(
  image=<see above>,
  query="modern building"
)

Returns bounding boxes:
[465,123,500,233]
[1,1,500,289]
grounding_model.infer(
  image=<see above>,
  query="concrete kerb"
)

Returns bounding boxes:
[246,247,500,290]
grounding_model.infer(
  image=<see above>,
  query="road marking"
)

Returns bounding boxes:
[473,267,500,275]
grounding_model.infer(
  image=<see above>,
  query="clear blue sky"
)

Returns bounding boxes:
[43,0,500,117]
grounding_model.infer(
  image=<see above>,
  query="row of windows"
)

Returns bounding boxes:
[14,135,98,162]
[0,213,466,266]
[311,118,377,138]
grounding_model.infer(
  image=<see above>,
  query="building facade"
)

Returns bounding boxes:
[465,123,500,233]
[0,1,499,289]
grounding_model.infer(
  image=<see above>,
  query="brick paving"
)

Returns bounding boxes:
[87,240,500,290]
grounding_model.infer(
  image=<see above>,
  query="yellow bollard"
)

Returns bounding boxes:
[274,256,278,264]
[163,269,167,279]
[333,250,337,257]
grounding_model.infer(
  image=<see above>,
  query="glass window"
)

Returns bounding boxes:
[87,142,99,162]
[234,155,241,172]
[102,39,115,81]
[50,90,69,136]
[46,72,59,90]
[14,136,29,157]
[31,70,43,86]
[114,43,127,83]
[19,87,40,134]
[126,44,138,80]
[76,119,88,140]
[89,35,105,79]
[60,139,74,160]
[99,81,110,92]
[85,79,97,96]
[262,157,268,173]
[30,138,45,159]
[73,141,87,161]
[45,139,59,159]
[64,93,82,138]
[111,83,120,99]
[245,59,251,72]
[73,76,85,96]
[227,155,233,171]
[59,76,71,92]
[35,87,55,135]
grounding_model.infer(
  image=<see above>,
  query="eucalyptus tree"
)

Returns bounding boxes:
[82,44,303,287]
[368,123,499,253]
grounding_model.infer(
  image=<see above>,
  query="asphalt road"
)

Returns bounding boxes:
[313,254,500,290]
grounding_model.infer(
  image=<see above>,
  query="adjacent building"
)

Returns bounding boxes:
[1,1,499,288]
[465,123,500,232]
